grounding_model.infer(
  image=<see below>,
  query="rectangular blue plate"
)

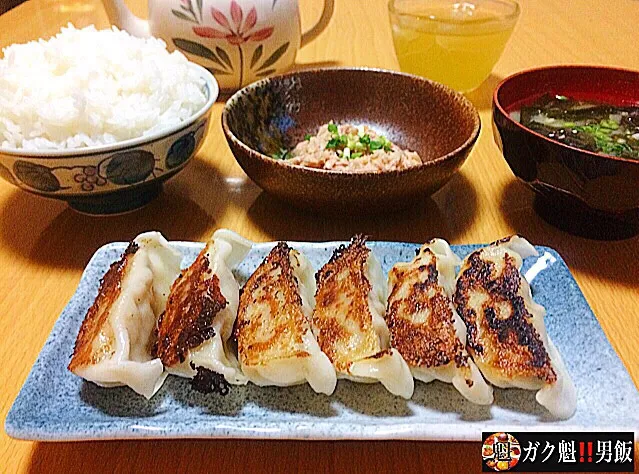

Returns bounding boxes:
[6,240,639,441]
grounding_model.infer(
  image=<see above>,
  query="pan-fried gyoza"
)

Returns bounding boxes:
[235,243,336,395]
[154,230,252,392]
[453,235,576,419]
[313,235,414,399]
[386,239,493,405]
[69,232,181,399]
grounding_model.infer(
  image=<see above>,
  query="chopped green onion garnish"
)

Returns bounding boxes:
[353,141,366,152]
[369,140,383,151]
[326,134,347,149]
[304,133,312,141]
[322,125,394,156]
[600,119,619,130]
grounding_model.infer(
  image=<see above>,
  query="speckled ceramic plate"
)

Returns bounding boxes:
[6,240,639,441]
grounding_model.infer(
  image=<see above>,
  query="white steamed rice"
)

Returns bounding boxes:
[0,24,208,150]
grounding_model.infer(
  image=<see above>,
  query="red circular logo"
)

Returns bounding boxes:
[482,432,521,471]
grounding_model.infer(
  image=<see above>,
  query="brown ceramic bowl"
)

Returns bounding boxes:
[221,68,480,213]
[493,66,639,239]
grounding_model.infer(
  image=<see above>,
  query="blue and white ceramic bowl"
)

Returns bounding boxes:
[0,65,218,215]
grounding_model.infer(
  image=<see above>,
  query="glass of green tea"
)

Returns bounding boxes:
[389,0,520,92]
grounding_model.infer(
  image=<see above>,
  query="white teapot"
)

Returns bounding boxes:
[103,0,334,91]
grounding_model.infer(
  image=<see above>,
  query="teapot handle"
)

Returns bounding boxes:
[102,0,150,38]
[300,0,335,47]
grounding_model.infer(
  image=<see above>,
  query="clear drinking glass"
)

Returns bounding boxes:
[389,0,520,92]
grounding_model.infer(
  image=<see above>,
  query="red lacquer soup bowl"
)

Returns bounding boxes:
[492,66,639,238]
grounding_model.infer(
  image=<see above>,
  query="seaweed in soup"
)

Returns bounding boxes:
[516,94,639,160]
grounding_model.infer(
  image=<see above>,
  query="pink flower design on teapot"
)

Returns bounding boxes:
[101,0,334,91]
[193,1,274,45]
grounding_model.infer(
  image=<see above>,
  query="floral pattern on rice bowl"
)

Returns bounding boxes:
[0,119,208,196]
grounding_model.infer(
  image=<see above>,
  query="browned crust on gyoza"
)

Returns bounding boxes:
[453,245,556,383]
[313,235,381,372]
[235,242,310,366]
[68,242,139,371]
[153,244,227,367]
[386,248,467,369]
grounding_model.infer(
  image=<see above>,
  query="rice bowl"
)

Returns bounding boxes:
[0,25,218,214]
[0,24,210,152]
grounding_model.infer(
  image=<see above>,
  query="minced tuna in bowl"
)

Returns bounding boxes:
[272,122,423,172]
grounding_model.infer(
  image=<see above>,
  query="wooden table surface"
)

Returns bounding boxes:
[1,0,638,472]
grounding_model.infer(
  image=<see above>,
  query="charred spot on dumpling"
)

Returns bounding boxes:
[370,348,392,359]
[315,234,371,288]
[123,241,139,256]
[386,249,463,369]
[190,363,230,395]
[150,318,162,358]
[310,316,347,366]
[322,235,369,268]
[69,241,136,371]
[314,236,370,290]
[181,326,217,361]
[155,247,227,367]
[241,242,303,306]
[484,255,520,299]
[481,256,553,373]
[490,235,520,247]
[454,251,494,354]
[454,351,470,369]
[454,249,556,383]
